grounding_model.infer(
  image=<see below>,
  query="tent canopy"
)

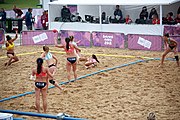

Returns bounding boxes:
[49,0,179,5]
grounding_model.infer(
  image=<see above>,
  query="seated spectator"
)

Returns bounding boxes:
[13,5,23,18]
[175,13,180,24]
[178,6,180,14]
[149,8,158,19]
[101,12,106,23]
[61,6,71,22]
[125,15,132,24]
[114,5,123,22]
[152,15,160,24]
[135,6,148,24]
[163,12,175,25]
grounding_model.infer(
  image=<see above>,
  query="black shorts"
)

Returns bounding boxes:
[169,45,175,50]
[7,52,14,56]
[35,82,47,89]
[48,64,56,68]
[67,57,77,64]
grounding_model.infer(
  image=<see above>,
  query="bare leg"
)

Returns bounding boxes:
[41,87,48,113]
[66,62,71,81]
[49,67,63,91]
[161,49,171,66]
[35,88,41,113]
[6,55,19,66]
[72,62,77,80]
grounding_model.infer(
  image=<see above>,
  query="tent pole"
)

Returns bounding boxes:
[99,5,102,31]
[160,5,163,36]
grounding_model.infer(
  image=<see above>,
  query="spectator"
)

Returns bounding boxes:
[136,6,148,24]
[177,6,180,14]
[152,15,160,24]
[24,8,34,30]
[101,12,106,23]
[13,5,23,18]
[114,5,123,21]
[149,8,158,19]
[139,6,148,20]
[61,6,71,22]
[41,11,48,30]
[163,12,174,24]
[125,15,132,24]
[175,13,180,24]
[0,8,6,31]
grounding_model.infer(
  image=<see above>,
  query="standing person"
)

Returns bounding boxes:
[24,8,33,30]
[4,30,19,66]
[114,5,123,22]
[31,58,54,113]
[55,37,81,81]
[161,33,179,67]
[41,46,63,92]
[41,11,48,30]
[69,36,81,60]
[13,5,23,18]
[0,8,6,31]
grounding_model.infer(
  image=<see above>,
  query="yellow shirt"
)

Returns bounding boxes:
[6,42,14,51]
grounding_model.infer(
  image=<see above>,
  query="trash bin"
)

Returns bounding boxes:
[6,18,23,33]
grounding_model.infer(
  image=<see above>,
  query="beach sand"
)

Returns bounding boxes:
[0,46,180,120]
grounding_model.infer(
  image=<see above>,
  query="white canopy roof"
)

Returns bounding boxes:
[49,0,179,5]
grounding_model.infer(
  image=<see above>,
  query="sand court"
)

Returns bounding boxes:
[0,46,180,120]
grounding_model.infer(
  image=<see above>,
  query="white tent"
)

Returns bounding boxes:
[48,0,180,35]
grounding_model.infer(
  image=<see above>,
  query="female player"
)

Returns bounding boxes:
[4,30,19,66]
[55,37,81,81]
[41,45,63,92]
[161,33,179,67]
[31,58,54,113]
[85,54,100,69]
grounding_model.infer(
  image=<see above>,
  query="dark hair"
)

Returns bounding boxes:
[28,8,32,12]
[168,12,173,16]
[65,37,70,50]
[6,35,12,41]
[36,58,43,74]
[43,45,49,51]
[92,54,100,63]
[164,33,169,37]
[69,36,74,41]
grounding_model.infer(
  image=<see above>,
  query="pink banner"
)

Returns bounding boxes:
[92,32,125,48]
[0,29,5,44]
[60,30,91,47]
[128,34,162,51]
[164,25,180,36]
[22,30,58,45]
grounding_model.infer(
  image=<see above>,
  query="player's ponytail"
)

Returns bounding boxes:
[36,58,43,74]
[65,37,70,51]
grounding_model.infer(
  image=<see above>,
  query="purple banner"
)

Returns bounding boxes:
[92,32,125,48]
[0,29,4,44]
[164,25,180,36]
[67,5,77,14]
[22,30,58,45]
[60,30,91,47]
[128,34,162,51]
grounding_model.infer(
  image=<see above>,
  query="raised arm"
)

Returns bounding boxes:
[11,30,18,42]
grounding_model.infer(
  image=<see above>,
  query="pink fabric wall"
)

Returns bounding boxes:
[92,32,125,48]
[22,30,58,45]
[128,34,162,51]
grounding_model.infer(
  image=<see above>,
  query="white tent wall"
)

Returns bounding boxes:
[78,5,99,20]
[43,0,50,10]
[162,1,180,18]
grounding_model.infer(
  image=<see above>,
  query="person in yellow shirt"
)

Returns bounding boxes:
[5,30,19,66]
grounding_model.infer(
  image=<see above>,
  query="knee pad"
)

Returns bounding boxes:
[175,56,179,61]
[49,80,55,85]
